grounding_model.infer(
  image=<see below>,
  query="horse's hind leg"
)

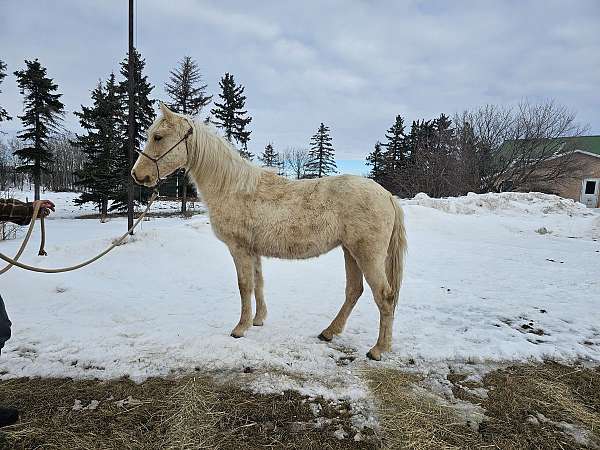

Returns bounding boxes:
[253,256,267,326]
[228,245,255,338]
[318,248,363,342]
[356,253,394,361]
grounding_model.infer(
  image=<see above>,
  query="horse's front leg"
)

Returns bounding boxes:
[229,245,255,338]
[253,256,267,326]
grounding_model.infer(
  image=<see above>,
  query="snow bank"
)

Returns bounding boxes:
[404,192,591,217]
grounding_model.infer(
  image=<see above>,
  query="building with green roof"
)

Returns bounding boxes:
[513,135,600,207]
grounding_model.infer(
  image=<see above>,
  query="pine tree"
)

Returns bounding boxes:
[366,141,386,182]
[112,49,156,210]
[73,74,123,217]
[211,73,253,159]
[165,56,211,213]
[382,115,407,174]
[0,60,12,124]
[165,56,212,116]
[13,59,64,200]
[258,143,280,168]
[433,113,454,155]
[306,123,337,178]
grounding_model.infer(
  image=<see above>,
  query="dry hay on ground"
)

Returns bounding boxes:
[1,362,599,449]
[0,375,378,450]
[365,369,483,450]
[475,362,600,449]
[367,361,600,450]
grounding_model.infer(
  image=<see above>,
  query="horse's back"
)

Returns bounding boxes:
[243,173,397,259]
[207,172,398,260]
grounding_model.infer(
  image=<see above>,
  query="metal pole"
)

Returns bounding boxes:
[127,0,135,234]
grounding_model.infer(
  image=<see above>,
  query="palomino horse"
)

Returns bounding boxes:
[132,103,407,360]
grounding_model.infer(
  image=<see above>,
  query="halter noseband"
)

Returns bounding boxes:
[135,126,194,182]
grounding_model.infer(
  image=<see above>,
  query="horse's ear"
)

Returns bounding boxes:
[160,102,175,121]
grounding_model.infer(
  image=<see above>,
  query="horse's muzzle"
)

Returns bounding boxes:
[131,170,153,186]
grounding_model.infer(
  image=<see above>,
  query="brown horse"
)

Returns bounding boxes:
[132,103,407,360]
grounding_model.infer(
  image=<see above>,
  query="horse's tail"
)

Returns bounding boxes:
[386,196,407,311]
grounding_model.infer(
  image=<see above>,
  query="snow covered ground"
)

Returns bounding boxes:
[1,190,599,400]
[1,190,203,219]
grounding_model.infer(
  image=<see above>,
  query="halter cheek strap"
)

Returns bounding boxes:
[135,127,193,182]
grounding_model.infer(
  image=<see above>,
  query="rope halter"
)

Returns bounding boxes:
[135,126,194,183]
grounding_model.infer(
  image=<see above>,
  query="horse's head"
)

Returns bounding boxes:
[131,102,192,187]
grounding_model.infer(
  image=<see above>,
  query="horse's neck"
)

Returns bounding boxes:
[187,135,260,205]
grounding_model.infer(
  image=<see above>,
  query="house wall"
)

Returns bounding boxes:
[523,153,600,207]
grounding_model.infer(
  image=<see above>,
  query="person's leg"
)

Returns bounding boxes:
[0,294,12,353]
[0,294,18,427]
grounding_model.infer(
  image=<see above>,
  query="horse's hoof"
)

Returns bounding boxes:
[230,332,243,339]
[366,350,381,361]
[318,332,332,342]
[253,320,264,327]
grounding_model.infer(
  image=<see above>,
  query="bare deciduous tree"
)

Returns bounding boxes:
[1,133,85,193]
[0,188,20,241]
[0,137,29,191]
[455,100,586,193]
[284,147,310,179]
[47,132,86,191]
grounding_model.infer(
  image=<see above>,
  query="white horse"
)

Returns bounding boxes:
[132,104,407,360]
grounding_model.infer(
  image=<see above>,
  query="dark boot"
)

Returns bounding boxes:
[0,407,18,427]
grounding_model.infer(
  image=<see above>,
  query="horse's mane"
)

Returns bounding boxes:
[151,114,263,195]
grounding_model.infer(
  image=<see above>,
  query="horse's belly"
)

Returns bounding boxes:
[255,242,340,259]
[255,235,340,260]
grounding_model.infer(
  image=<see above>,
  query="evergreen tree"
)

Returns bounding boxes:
[211,73,253,159]
[0,60,12,124]
[456,119,480,192]
[433,113,454,155]
[258,143,279,168]
[366,141,386,182]
[13,59,64,200]
[165,56,211,213]
[113,49,156,210]
[382,115,407,174]
[73,74,123,217]
[305,123,337,178]
[165,56,212,116]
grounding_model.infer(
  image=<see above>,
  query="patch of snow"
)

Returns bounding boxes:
[404,191,592,217]
[534,413,598,448]
[115,396,144,408]
[72,399,99,411]
[333,427,347,440]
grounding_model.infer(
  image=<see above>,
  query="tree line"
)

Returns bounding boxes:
[0,52,341,216]
[0,52,584,212]
[366,101,584,198]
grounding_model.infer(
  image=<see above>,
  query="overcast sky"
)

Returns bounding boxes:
[1,0,599,173]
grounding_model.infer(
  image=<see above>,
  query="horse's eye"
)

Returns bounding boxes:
[154,135,162,142]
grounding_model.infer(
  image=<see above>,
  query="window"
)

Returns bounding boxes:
[585,181,596,195]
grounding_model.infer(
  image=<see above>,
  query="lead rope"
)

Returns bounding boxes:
[38,214,47,256]
[0,190,159,274]
[0,201,42,275]
[1,126,193,275]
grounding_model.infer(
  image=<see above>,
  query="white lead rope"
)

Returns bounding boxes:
[0,191,159,275]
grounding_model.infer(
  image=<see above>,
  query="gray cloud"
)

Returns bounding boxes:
[1,0,598,162]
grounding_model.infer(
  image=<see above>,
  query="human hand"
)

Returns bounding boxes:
[33,200,55,218]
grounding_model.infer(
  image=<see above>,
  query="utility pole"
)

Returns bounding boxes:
[127,0,135,233]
